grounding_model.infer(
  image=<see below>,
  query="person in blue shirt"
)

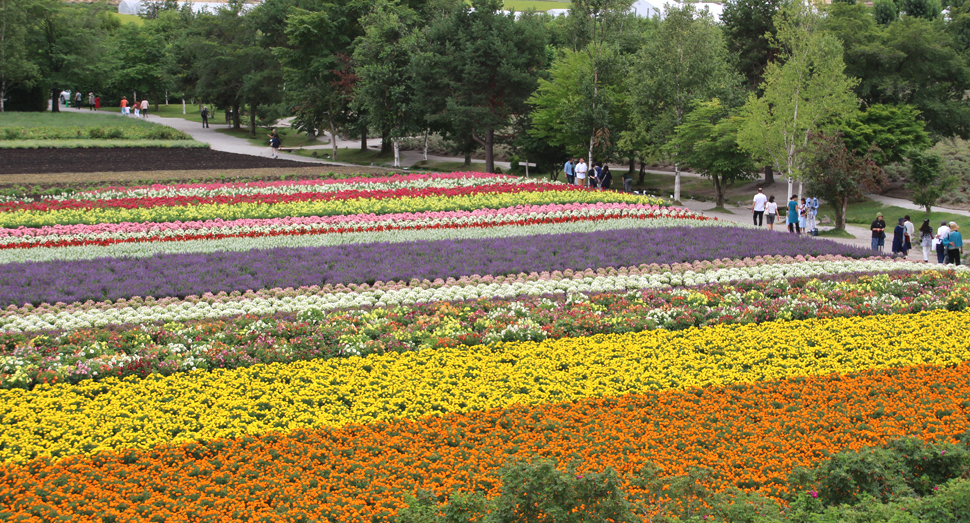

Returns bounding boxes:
[563,158,574,185]
[786,195,800,234]
[946,222,963,266]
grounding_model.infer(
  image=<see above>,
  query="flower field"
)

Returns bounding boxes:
[0,172,968,522]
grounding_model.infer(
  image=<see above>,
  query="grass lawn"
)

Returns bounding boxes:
[817,228,856,239]
[816,199,969,229]
[216,127,323,149]
[0,139,206,149]
[295,147,397,165]
[411,159,490,172]
[100,103,216,124]
[504,0,570,11]
[0,111,160,130]
[110,13,144,26]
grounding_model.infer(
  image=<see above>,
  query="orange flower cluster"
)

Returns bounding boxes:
[1,363,967,523]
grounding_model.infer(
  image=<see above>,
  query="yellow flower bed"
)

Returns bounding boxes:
[0,190,657,227]
[2,310,969,463]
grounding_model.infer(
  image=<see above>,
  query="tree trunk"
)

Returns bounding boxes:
[330,120,338,161]
[837,197,848,231]
[714,175,724,208]
[629,156,635,174]
[638,161,646,185]
[232,104,241,129]
[464,151,471,166]
[484,128,495,173]
[380,129,391,155]
[423,129,429,161]
[248,102,257,138]
[786,177,793,198]
[360,129,367,152]
[797,180,804,200]
[393,139,401,167]
[764,165,774,184]
[674,163,681,202]
[50,88,59,113]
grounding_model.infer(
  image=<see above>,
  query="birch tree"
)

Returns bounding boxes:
[737,0,858,198]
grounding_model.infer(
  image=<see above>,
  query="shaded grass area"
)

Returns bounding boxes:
[0,139,206,149]
[817,228,856,239]
[294,147,396,165]
[101,104,215,124]
[816,199,969,228]
[216,127,322,149]
[412,159,490,172]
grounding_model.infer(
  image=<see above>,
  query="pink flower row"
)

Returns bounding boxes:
[0,203,689,239]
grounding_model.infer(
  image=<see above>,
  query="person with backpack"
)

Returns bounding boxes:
[201,106,210,128]
[268,129,282,158]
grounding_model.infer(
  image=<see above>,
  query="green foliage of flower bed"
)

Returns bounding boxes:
[0,139,206,149]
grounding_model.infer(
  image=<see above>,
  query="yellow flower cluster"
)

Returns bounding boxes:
[0,190,658,227]
[2,310,968,463]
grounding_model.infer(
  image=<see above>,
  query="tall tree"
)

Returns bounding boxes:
[905,150,957,213]
[721,0,784,91]
[353,0,421,168]
[0,0,38,112]
[839,104,930,165]
[629,3,737,202]
[802,131,885,230]
[413,0,546,173]
[666,99,759,208]
[109,24,172,111]
[738,0,858,198]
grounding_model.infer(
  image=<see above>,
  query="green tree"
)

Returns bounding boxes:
[109,24,172,111]
[738,0,858,198]
[801,131,885,230]
[840,104,930,165]
[0,0,39,112]
[872,0,899,25]
[353,0,421,167]
[666,99,758,208]
[413,0,547,173]
[906,150,958,213]
[901,0,941,19]
[629,3,737,201]
[721,0,783,91]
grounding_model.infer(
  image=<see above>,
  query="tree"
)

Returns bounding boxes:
[872,0,899,25]
[840,104,930,165]
[413,0,546,173]
[666,99,759,208]
[906,150,958,213]
[738,0,859,198]
[802,132,885,230]
[353,0,421,167]
[629,3,737,202]
[900,0,941,19]
[109,24,172,112]
[0,0,39,112]
[721,0,784,91]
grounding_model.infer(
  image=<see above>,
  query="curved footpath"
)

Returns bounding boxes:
[70,109,969,260]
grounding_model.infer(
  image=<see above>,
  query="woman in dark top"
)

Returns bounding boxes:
[601,165,612,190]
[891,217,907,255]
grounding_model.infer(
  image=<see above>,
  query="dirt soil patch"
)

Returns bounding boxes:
[1,148,327,176]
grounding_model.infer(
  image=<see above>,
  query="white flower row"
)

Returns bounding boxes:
[1,259,955,333]
[0,217,730,263]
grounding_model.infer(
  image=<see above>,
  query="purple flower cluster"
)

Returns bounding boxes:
[3,226,882,307]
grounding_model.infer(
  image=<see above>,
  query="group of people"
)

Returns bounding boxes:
[563,158,613,190]
[751,188,819,235]
[872,213,964,264]
[118,97,149,118]
[71,91,101,110]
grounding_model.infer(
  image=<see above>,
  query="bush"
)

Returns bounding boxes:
[5,84,48,112]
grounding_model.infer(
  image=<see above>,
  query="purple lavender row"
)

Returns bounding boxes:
[5,226,883,307]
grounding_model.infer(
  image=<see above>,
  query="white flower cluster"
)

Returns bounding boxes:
[1,259,957,333]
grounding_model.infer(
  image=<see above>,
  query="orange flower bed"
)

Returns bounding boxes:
[1,363,968,523]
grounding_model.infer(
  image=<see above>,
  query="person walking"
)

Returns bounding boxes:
[590,163,603,190]
[787,195,800,234]
[563,158,574,185]
[806,196,819,235]
[798,198,808,233]
[903,215,914,253]
[74,90,82,110]
[919,219,934,262]
[946,222,963,265]
[201,106,210,128]
[88,93,95,111]
[765,195,778,231]
[574,158,588,187]
[752,188,767,226]
[120,96,129,116]
[870,212,887,251]
[140,99,149,119]
[891,218,907,255]
[936,221,951,263]
[601,164,612,190]
[268,129,282,158]
[94,96,100,111]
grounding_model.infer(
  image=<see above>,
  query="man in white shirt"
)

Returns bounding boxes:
[751,188,768,226]
[936,221,951,263]
[574,158,587,187]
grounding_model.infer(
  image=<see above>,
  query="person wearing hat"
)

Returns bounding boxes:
[870,212,887,251]
[936,220,951,263]
[945,222,963,266]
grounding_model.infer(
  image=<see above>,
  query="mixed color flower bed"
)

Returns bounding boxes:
[0,172,967,522]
